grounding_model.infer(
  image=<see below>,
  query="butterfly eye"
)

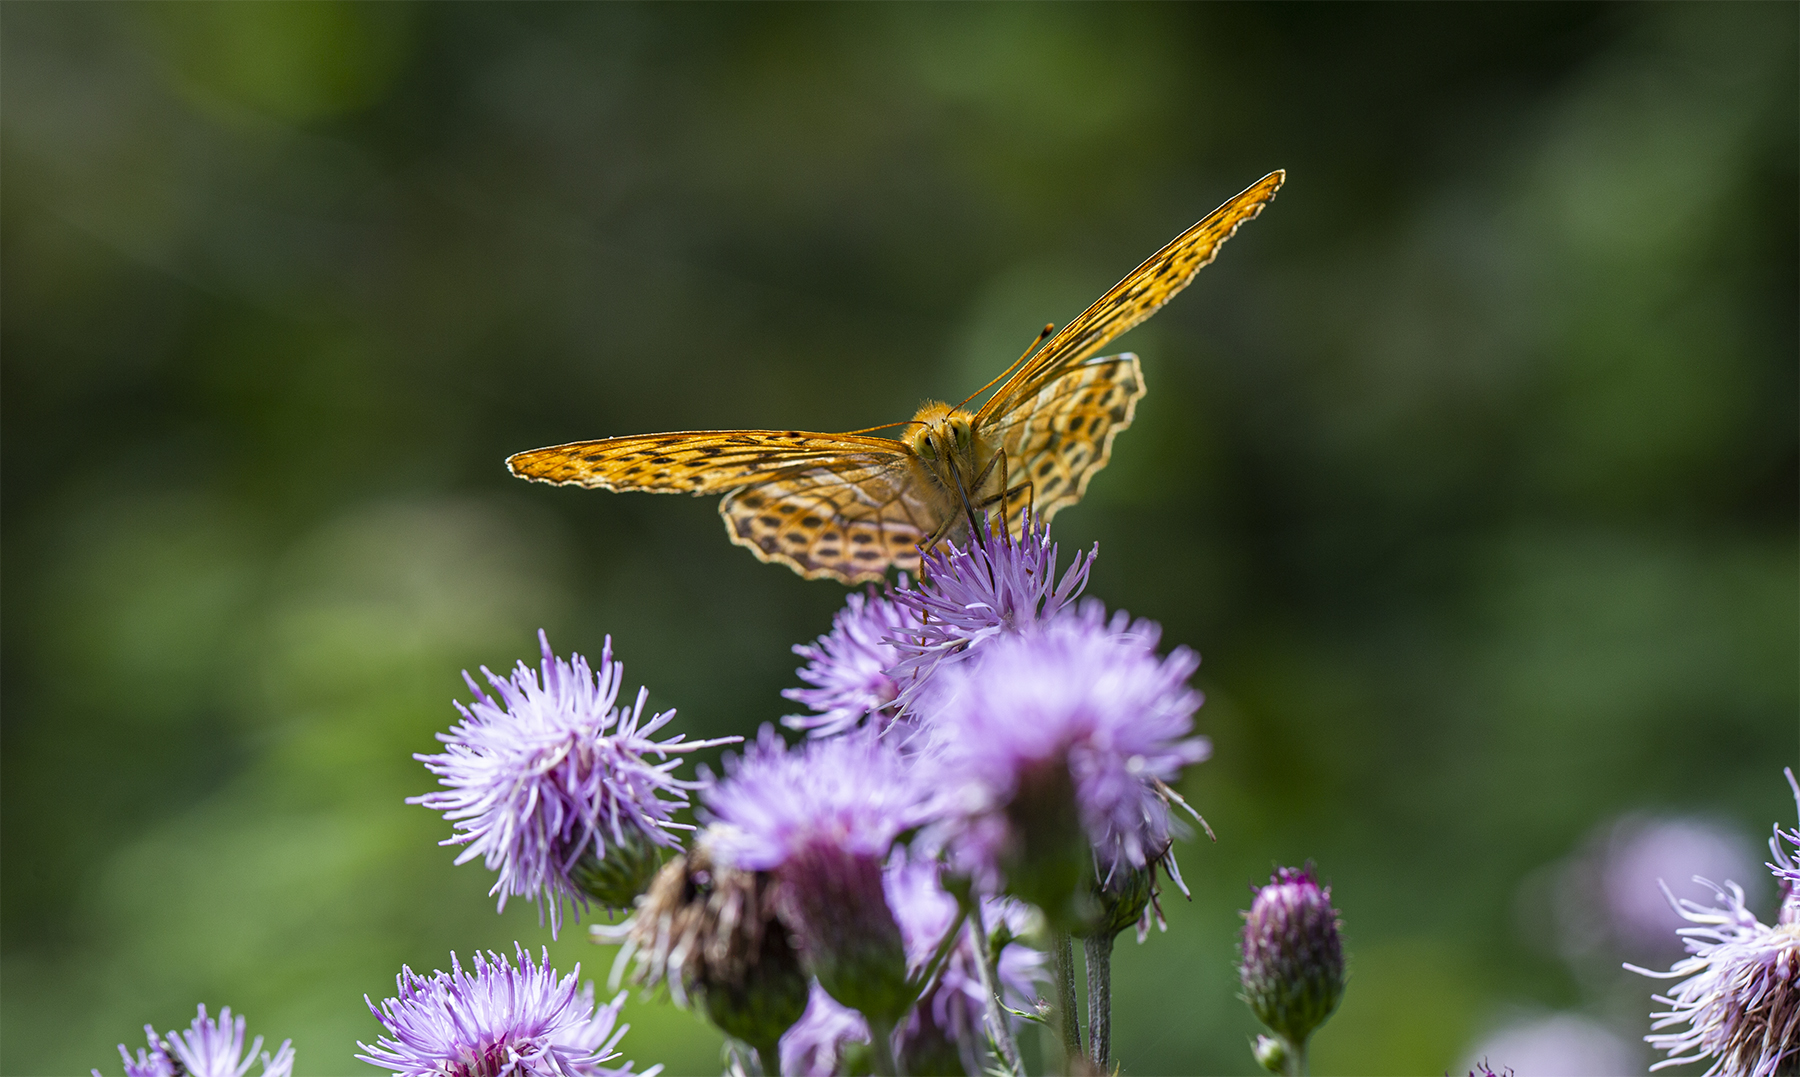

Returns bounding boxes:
[953,422,973,450]
[918,437,938,461]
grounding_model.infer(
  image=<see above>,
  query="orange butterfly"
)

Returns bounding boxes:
[508,170,1284,583]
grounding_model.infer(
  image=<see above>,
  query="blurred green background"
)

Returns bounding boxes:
[4,4,1794,1075]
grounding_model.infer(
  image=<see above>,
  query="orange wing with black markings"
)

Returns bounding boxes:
[988,352,1146,535]
[977,169,1283,425]
[507,170,1284,583]
[507,431,932,582]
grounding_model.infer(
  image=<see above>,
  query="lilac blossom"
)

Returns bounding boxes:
[783,585,922,738]
[412,631,737,935]
[919,605,1209,884]
[96,1006,293,1077]
[888,515,1093,702]
[358,946,656,1077]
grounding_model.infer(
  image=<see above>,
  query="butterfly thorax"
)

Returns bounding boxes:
[904,401,1003,524]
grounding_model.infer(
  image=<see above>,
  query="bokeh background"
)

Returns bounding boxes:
[4,4,1795,1075]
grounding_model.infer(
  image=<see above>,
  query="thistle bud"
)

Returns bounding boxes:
[1077,859,1159,941]
[1239,865,1346,1051]
[1253,1033,1288,1073]
[568,823,665,909]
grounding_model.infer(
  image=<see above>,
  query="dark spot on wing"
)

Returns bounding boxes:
[759,515,782,528]
[851,533,874,545]
[1109,405,1127,423]
[854,550,883,562]
[801,515,823,528]
[740,493,764,509]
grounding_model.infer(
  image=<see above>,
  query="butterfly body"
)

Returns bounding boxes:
[508,170,1285,584]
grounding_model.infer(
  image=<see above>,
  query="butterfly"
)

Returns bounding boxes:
[508,170,1284,584]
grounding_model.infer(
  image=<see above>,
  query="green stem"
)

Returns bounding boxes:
[908,902,970,1002]
[1052,929,1082,1063]
[1283,1034,1309,1077]
[967,910,1024,1076]
[1084,932,1115,1070]
[867,1016,903,1077]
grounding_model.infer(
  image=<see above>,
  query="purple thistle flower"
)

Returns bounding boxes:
[1625,877,1800,1075]
[1767,767,1800,911]
[779,985,872,1077]
[783,585,922,738]
[412,631,737,935]
[703,726,934,872]
[888,515,1093,703]
[96,1027,173,1077]
[919,605,1208,893]
[1624,771,1800,1076]
[1239,866,1347,1053]
[96,1006,293,1077]
[703,728,935,1030]
[358,946,657,1077]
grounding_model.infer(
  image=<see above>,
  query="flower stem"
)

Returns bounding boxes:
[867,1016,903,1077]
[909,903,970,1002]
[1084,932,1115,1070]
[967,908,1024,1076]
[1283,1034,1309,1077]
[1052,929,1082,1062]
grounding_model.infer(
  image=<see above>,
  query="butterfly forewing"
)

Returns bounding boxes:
[507,430,934,583]
[978,169,1283,425]
[987,353,1146,535]
[507,431,912,495]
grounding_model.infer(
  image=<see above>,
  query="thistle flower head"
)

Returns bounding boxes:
[888,515,1093,700]
[357,946,656,1077]
[601,829,809,1064]
[1623,769,1800,1075]
[97,1027,174,1077]
[783,585,922,738]
[1239,865,1347,1050]
[95,1006,292,1077]
[411,631,737,935]
[1626,877,1800,1076]
[703,728,932,1023]
[1768,767,1800,919]
[702,726,933,871]
[919,605,1209,899]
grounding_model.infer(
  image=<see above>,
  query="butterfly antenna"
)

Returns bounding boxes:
[955,323,1055,411]
[839,419,926,436]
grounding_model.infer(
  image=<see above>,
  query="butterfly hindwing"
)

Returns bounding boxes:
[720,463,937,583]
[989,353,1146,535]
